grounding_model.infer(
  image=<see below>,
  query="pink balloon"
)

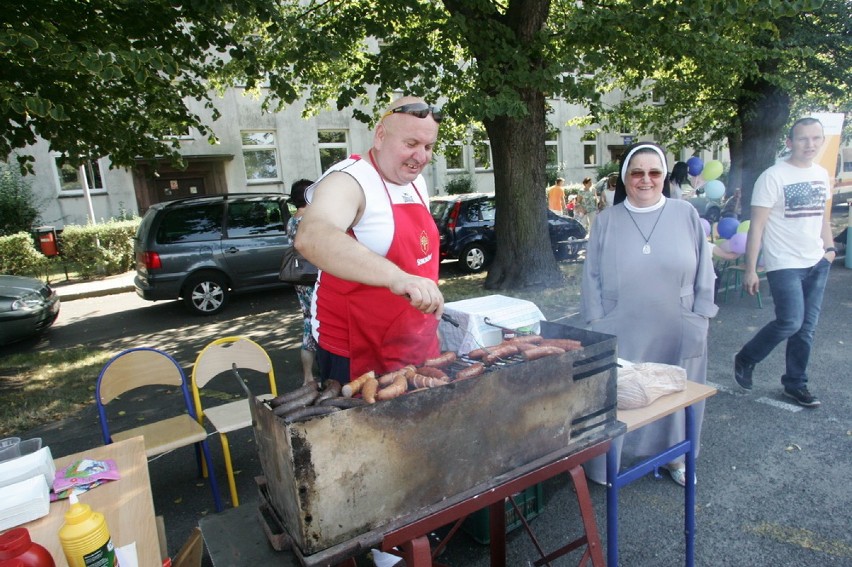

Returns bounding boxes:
[700,218,711,237]
[728,232,747,255]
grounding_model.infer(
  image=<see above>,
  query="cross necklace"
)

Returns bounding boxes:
[624,200,667,254]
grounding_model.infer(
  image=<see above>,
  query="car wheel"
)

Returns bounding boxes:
[460,243,489,273]
[705,206,721,224]
[183,272,229,315]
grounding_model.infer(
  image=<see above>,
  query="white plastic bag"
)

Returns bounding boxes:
[617,362,687,410]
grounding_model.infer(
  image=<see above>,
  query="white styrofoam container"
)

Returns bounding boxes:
[0,446,55,490]
[0,475,50,531]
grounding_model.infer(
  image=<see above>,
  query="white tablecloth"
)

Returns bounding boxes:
[439,294,545,355]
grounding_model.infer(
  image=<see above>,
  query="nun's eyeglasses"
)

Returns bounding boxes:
[629,169,664,180]
[381,103,443,123]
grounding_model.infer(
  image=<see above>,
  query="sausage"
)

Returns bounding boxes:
[376,374,409,401]
[378,365,415,387]
[281,405,340,423]
[269,381,318,409]
[483,344,520,365]
[415,366,450,381]
[509,335,543,345]
[319,397,368,409]
[315,380,343,404]
[272,390,320,416]
[453,362,485,381]
[408,373,448,389]
[361,376,379,404]
[513,342,540,353]
[342,371,376,398]
[538,338,584,351]
[521,345,566,361]
[422,352,457,368]
[466,348,488,359]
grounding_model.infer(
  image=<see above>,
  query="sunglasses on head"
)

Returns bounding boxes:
[628,169,665,180]
[382,102,443,123]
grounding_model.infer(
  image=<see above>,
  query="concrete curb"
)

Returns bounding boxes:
[57,284,136,302]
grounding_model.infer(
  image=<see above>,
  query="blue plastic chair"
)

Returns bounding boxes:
[95,347,223,512]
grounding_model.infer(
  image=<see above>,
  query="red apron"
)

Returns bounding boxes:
[315,153,440,380]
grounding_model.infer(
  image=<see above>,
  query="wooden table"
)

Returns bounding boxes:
[20,436,161,567]
[606,381,717,567]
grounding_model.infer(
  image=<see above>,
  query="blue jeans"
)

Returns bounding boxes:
[738,259,831,389]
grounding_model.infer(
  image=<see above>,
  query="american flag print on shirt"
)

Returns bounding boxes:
[783,180,826,219]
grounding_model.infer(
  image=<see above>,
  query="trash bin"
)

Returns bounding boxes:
[34,226,59,257]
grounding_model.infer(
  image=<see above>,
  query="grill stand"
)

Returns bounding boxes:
[379,432,620,567]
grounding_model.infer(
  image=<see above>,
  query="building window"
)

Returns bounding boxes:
[241,131,280,182]
[317,130,349,173]
[473,129,492,171]
[545,130,559,171]
[54,156,105,193]
[583,131,597,167]
[443,141,465,171]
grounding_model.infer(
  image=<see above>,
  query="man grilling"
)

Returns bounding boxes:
[295,96,444,383]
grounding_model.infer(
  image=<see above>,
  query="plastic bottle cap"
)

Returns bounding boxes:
[0,528,30,558]
[63,492,90,525]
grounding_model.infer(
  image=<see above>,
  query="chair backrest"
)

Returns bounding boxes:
[96,347,197,444]
[191,337,277,414]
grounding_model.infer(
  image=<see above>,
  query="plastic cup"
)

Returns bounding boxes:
[18,438,42,456]
[0,437,21,462]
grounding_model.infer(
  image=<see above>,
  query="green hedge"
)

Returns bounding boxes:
[59,220,140,278]
[0,219,140,279]
[0,232,49,277]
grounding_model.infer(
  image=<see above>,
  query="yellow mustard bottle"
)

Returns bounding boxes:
[58,493,120,567]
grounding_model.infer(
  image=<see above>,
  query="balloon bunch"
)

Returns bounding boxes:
[686,157,726,199]
[712,218,750,255]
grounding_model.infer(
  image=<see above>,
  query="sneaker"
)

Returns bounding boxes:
[665,465,697,487]
[733,353,755,390]
[783,386,821,408]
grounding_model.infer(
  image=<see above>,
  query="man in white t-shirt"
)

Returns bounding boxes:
[733,117,836,407]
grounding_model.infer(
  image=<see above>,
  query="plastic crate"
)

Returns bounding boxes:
[461,483,544,544]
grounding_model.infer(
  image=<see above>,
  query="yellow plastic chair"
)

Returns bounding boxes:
[96,347,223,512]
[191,336,278,507]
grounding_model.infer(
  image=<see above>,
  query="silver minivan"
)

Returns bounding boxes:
[134,193,291,315]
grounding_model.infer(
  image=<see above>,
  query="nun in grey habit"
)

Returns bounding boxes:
[580,142,718,486]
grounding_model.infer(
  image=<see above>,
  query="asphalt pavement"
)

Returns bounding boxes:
[15,257,852,566]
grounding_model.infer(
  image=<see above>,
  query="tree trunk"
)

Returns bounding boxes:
[735,75,791,220]
[484,91,564,290]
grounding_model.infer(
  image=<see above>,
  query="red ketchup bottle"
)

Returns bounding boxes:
[0,528,55,567]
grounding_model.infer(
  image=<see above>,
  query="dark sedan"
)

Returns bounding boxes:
[0,275,60,345]
[430,193,587,272]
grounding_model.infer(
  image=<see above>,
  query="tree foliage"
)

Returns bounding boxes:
[574,0,851,217]
[5,0,848,288]
[0,162,41,236]
[230,0,848,287]
[0,0,275,172]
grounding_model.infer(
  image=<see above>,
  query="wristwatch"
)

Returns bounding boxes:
[824,247,837,254]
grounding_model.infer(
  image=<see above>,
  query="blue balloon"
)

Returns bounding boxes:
[687,157,704,176]
[704,179,725,200]
[717,217,740,240]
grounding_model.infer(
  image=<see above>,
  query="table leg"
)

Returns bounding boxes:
[489,499,507,567]
[569,466,605,567]
[606,444,619,567]
[398,535,433,567]
[685,405,696,567]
